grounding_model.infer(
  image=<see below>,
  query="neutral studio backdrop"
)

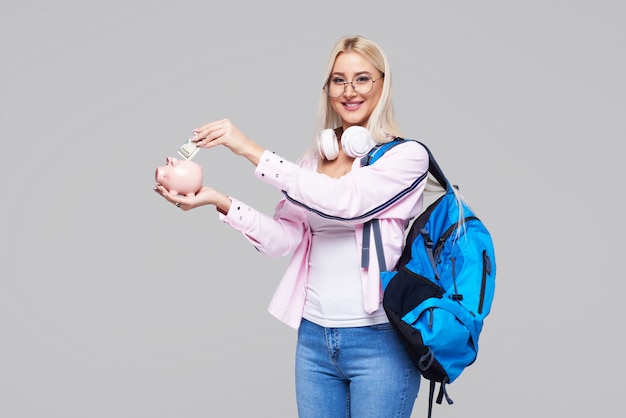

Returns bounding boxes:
[1,1,624,417]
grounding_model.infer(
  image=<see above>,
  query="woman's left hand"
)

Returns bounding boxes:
[154,184,215,211]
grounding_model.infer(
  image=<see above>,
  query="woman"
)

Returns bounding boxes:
[155,35,429,418]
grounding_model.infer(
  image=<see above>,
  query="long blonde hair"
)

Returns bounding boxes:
[309,36,402,159]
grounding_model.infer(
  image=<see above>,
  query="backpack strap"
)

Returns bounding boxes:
[428,381,436,418]
[361,221,372,269]
[371,219,386,271]
[363,219,387,271]
[362,138,451,191]
[360,138,406,166]
[428,378,454,418]
[414,140,450,192]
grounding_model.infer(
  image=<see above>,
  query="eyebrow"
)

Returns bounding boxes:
[330,70,373,77]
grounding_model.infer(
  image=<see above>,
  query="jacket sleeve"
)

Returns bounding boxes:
[218,196,308,258]
[254,141,428,223]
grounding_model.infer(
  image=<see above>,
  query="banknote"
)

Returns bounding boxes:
[177,135,200,160]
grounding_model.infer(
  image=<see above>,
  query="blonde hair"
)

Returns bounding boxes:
[303,36,402,163]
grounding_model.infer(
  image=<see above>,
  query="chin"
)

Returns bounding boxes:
[341,115,368,126]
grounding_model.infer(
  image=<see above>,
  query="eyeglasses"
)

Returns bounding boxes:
[323,74,384,98]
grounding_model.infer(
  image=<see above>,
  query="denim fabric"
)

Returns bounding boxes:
[295,319,421,418]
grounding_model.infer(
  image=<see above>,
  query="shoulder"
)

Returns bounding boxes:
[374,139,428,164]
[396,138,427,154]
[361,139,429,183]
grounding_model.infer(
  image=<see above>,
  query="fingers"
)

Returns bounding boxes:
[154,188,188,210]
[194,128,226,148]
[192,119,231,148]
[154,184,182,207]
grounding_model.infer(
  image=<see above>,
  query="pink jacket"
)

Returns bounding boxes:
[219,141,429,329]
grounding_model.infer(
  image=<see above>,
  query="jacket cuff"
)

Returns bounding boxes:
[254,149,295,191]
[219,196,254,229]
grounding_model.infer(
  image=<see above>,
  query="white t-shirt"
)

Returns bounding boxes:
[303,212,388,328]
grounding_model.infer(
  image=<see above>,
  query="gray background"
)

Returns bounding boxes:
[1,1,624,417]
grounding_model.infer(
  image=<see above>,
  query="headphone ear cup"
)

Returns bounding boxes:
[341,126,377,158]
[318,129,339,160]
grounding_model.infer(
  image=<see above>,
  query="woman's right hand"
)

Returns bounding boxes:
[191,118,265,166]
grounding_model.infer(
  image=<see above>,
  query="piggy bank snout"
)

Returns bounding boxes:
[155,167,167,183]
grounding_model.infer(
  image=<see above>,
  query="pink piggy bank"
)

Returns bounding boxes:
[155,157,203,196]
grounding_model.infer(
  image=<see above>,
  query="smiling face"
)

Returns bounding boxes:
[328,51,384,130]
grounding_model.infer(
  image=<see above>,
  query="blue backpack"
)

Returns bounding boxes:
[362,139,497,418]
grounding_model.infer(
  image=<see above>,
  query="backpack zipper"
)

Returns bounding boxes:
[433,216,479,262]
[428,307,434,329]
[478,249,491,315]
[450,257,463,301]
[433,216,481,308]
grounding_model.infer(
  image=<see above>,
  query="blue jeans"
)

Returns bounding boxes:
[295,319,421,418]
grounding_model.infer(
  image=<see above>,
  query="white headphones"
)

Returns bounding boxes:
[317,126,377,160]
